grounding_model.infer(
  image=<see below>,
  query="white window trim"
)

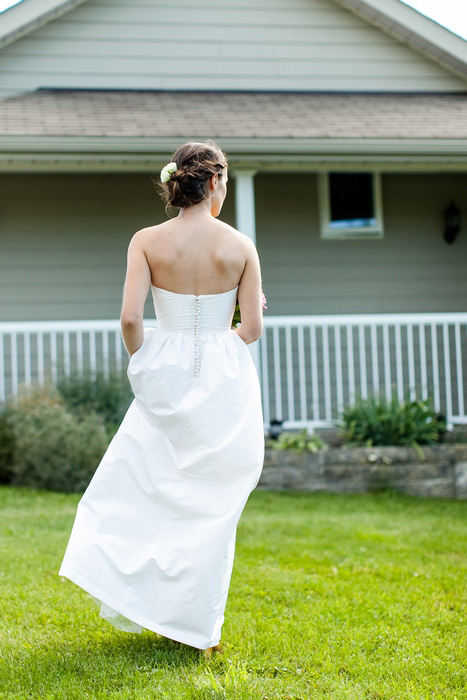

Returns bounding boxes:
[318,171,384,240]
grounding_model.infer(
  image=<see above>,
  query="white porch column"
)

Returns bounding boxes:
[234,169,257,243]
[233,170,261,376]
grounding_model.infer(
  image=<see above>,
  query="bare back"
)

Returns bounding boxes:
[121,209,263,349]
[141,217,248,295]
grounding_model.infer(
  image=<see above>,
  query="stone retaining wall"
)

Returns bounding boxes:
[259,444,467,499]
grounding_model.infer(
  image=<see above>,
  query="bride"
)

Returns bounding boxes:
[59,140,265,656]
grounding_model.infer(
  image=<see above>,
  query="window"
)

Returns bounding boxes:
[319,172,384,239]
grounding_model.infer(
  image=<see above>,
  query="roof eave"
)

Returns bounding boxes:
[0,0,88,50]
[0,135,467,172]
[331,0,467,84]
[1,134,467,153]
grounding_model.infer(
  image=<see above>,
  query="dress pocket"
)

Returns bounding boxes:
[128,328,151,364]
[127,327,158,367]
[231,330,248,347]
[129,340,144,363]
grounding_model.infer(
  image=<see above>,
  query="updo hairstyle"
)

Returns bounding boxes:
[158,140,228,209]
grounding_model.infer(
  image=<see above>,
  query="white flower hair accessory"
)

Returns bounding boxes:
[160,162,178,183]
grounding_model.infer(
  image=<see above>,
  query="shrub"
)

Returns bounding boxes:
[5,385,109,492]
[0,409,16,484]
[448,427,467,443]
[341,395,447,454]
[56,370,133,436]
[273,429,327,453]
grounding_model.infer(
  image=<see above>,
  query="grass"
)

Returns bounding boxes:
[0,486,466,699]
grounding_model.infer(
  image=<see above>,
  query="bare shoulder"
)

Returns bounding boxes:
[128,222,168,247]
[217,221,257,253]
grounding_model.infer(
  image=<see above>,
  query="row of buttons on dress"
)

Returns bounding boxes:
[194,298,200,377]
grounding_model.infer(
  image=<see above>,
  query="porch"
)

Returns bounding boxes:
[1,311,466,428]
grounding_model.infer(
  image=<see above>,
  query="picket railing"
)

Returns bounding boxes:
[1,313,467,428]
[259,313,467,429]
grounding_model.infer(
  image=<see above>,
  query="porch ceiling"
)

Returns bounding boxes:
[0,89,467,171]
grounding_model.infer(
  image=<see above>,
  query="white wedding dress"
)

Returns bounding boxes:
[58,284,264,650]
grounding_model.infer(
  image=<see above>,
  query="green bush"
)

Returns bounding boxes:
[0,409,16,484]
[5,385,110,492]
[273,428,327,453]
[448,427,467,443]
[341,395,447,454]
[56,370,133,436]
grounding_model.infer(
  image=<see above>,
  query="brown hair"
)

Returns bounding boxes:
[157,140,228,209]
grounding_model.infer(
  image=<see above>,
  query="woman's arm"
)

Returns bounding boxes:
[120,232,152,356]
[235,237,263,345]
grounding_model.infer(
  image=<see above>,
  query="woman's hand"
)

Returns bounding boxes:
[122,323,144,357]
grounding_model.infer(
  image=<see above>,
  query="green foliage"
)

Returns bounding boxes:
[56,370,133,436]
[0,371,132,490]
[232,302,241,326]
[273,428,327,453]
[448,427,467,443]
[3,385,109,492]
[0,410,15,483]
[342,395,447,455]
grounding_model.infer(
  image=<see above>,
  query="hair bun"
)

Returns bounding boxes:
[157,141,227,209]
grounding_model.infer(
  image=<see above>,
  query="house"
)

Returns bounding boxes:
[0,0,466,428]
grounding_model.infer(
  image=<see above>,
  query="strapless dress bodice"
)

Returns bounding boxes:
[151,285,238,333]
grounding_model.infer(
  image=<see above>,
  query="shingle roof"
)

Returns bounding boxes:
[0,89,466,140]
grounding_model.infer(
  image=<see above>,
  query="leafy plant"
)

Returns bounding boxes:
[447,426,467,443]
[4,384,109,492]
[57,370,133,436]
[232,302,241,326]
[341,395,447,456]
[0,409,16,484]
[273,428,327,453]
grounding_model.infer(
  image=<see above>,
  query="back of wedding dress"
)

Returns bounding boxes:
[58,282,264,650]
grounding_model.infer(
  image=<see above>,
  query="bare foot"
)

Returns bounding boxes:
[203,644,223,659]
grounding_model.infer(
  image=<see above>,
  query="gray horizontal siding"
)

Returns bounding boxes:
[5,38,452,62]
[1,171,467,323]
[0,54,450,79]
[0,0,464,98]
[0,172,235,322]
[255,172,467,315]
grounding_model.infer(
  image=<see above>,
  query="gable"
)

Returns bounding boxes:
[0,0,465,99]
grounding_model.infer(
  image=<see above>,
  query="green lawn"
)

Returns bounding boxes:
[0,486,466,699]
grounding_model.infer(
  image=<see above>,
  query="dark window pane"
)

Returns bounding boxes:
[329,173,375,228]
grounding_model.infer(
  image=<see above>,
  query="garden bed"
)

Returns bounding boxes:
[259,443,467,499]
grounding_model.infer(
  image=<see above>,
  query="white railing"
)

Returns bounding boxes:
[259,313,467,429]
[0,319,145,401]
[1,313,467,428]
